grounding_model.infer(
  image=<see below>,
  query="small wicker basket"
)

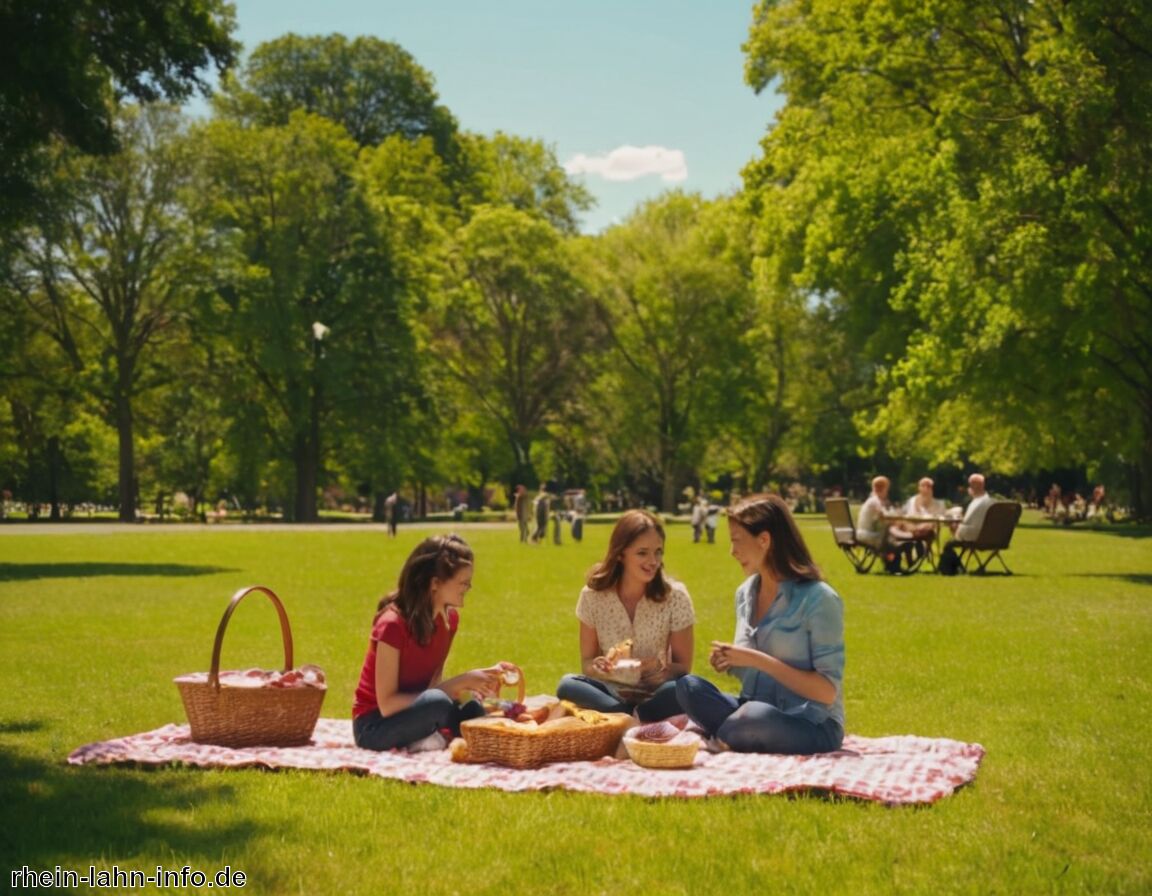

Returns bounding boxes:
[175,585,325,748]
[622,730,702,769]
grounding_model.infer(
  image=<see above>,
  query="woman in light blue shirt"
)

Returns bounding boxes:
[676,493,845,754]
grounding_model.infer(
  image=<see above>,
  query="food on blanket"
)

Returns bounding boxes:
[631,721,681,743]
[449,737,470,762]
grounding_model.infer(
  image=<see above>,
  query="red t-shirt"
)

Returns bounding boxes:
[352,606,458,719]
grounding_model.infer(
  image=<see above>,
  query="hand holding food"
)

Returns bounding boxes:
[605,638,634,664]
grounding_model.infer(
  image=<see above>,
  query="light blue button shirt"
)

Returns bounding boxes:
[731,575,845,727]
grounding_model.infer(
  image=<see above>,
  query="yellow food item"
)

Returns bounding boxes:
[449,737,470,762]
[605,638,634,663]
[559,700,614,725]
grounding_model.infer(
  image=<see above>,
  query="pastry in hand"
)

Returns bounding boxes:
[605,638,634,664]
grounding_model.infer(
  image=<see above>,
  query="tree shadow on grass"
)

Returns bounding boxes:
[1,732,264,875]
[1067,573,1152,586]
[0,562,236,582]
[1019,521,1152,539]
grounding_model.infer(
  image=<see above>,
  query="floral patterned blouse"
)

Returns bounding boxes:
[574,581,696,662]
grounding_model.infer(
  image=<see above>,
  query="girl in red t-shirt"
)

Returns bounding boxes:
[353,534,516,752]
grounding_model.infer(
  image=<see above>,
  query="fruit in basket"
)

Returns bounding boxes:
[210,666,326,689]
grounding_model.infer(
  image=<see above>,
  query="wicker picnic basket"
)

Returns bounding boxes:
[175,585,326,748]
[622,730,701,769]
[460,674,632,769]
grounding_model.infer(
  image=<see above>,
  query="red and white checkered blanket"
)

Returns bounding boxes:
[68,718,983,805]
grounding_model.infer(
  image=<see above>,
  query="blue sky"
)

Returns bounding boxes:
[208,0,781,232]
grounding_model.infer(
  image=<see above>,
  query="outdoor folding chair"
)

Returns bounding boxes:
[955,501,1023,575]
[825,497,927,575]
[825,497,877,573]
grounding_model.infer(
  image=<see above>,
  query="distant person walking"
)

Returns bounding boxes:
[384,492,399,538]
[691,495,708,543]
[532,484,550,544]
[513,485,532,543]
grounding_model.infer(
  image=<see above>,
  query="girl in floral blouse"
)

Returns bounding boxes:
[556,510,695,721]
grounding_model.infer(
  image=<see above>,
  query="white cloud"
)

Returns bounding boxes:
[564,145,688,183]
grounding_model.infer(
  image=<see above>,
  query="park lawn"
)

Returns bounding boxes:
[0,514,1149,895]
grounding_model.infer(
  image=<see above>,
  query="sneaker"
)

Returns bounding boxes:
[407,731,448,753]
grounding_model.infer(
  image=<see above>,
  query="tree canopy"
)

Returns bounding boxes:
[0,0,237,225]
[744,0,1152,514]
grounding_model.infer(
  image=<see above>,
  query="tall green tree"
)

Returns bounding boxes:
[458,132,594,234]
[744,0,1152,513]
[0,0,236,227]
[432,205,602,488]
[192,111,413,521]
[583,193,751,511]
[215,33,457,152]
[2,105,204,520]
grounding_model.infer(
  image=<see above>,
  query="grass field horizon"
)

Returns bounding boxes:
[1,513,1149,894]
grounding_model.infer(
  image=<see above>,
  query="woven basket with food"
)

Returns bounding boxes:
[174,585,326,748]
[622,719,703,769]
[452,668,632,769]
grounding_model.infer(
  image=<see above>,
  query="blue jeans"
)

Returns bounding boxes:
[676,675,843,755]
[353,689,485,751]
[556,674,683,722]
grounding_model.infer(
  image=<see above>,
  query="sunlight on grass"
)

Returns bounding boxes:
[1,515,1149,894]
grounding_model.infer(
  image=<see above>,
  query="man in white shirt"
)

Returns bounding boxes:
[856,475,917,550]
[952,473,993,541]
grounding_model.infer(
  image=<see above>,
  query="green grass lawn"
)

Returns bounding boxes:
[1,513,1150,894]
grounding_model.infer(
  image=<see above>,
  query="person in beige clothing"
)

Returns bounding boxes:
[556,510,695,722]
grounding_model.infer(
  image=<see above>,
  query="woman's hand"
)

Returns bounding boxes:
[587,655,612,677]
[639,655,666,686]
[710,641,760,673]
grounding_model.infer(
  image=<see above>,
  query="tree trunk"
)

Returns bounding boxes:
[47,435,62,520]
[116,392,136,522]
[1135,410,1151,519]
[293,430,318,523]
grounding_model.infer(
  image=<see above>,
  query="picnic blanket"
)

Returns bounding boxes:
[68,718,984,806]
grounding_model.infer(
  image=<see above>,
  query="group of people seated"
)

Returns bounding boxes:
[855,473,994,571]
[1044,483,1108,524]
[352,496,845,759]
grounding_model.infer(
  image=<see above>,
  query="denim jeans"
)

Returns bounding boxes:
[353,689,485,751]
[556,674,683,722]
[675,674,843,755]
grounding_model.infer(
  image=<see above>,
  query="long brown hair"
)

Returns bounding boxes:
[587,509,672,601]
[375,534,474,644]
[727,493,822,582]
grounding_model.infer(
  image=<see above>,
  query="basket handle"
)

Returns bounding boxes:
[497,664,527,705]
[208,585,294,689]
